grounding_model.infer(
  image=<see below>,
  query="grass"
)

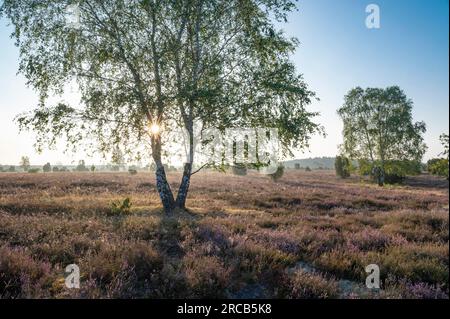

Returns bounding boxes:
[0,170,448,299]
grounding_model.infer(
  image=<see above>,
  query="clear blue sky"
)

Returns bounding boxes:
[0,0,448,165]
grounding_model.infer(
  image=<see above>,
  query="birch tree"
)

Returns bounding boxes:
[1,0,322,212]
[338,86,426,186]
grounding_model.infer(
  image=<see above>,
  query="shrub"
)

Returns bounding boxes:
[128,169,138,175]
[8,166,16,172]
[384,173,405,184]
[0,246,53,298]
[269,165,284,181]
[384,277,449,299]
[358,159,372,176]
[294,163,300,169]
[385,160,422,176]
[305,166,311,172]
[183,254,230,298]
[125,244,163,281]
[335,155,351,178]
[282,270,339,299]
[110,197,132,215]
[52,166,60,172]
[427,158,449,179]
[28,168,40,174]
[358,159,422,184]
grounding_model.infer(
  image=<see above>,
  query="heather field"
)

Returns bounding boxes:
[0,170,448,299]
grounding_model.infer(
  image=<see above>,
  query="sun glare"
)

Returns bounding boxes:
[149,122,161,136]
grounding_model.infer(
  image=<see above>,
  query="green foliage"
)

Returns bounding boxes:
[358,159,422,184]
[2,0,322,163]
[90,165,96,172]
[128,169,138,175]
[305,166,311,172]
[357,159,372,176]
[27,168,40,174]
[439,133,449,159]
[110,198,132,215]
[8,166,16,172]
[43,162,51,173]
[335,155,351,178]
[52,166,59,172]
[427,133,450,179]
[1,0,325,210]
[428,158,449,179]
[269,165,285,181]
[384,160,422,176]
[338,86,427,186]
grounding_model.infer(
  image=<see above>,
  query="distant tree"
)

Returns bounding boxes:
[111,146,126,170]
[427,158,449,179]
[338,86,427,186]
[428,158,448,179]
[8,166,16,172]
[439,133,449,160]
[28,168,40,173]
[0,165,3,172]
[20,156,30,172]
[43,162,51,172]
[428,133,449,179]
[52,166,60,172]
[76,160,88,172]
[294,163,300,169]
[90,165,96,172]
[305,166,311,172]
[3,0,322,214]
[335,155,351,178]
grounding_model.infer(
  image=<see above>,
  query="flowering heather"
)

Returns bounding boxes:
[0,170,448,298]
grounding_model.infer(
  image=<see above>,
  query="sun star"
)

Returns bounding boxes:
[149,122,161,136]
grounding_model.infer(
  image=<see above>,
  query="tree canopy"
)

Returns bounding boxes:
[337,86,427,185]
[1,0,323,211]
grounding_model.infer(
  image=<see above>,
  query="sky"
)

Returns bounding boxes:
[0,0,449,166]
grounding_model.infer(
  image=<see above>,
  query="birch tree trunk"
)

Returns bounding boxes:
[152,135,175,213]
